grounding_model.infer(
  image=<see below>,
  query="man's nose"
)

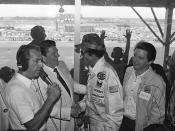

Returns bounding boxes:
[56,52,60,58]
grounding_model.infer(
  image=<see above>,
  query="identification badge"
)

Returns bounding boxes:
[139,91,151,101]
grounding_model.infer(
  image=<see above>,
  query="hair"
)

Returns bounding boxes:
[16,44,41,71]
[82,33,103,45]
[30,25,45,39]
[39,40,56,56]
[0,66,15,83]
[86,48,105,58]
[113,47,123,53]
[134,41,156,62]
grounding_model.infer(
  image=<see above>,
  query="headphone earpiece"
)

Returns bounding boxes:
[16,45,29,71]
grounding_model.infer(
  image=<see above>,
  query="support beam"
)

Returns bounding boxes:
[74,0,81,82]
[171,31,175,39]
[163,7,173,69]
[74,0,81,103]
[170,37,175,43]
[150,7,164,38]
[131,7,164,45]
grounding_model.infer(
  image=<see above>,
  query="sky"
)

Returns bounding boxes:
[0,4,173,19]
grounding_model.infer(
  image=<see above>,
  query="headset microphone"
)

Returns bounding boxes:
[39,68,53,85]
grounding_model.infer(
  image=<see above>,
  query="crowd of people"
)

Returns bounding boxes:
[0,25,175,131]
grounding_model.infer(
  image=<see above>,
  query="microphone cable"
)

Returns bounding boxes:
[36,80,60,131]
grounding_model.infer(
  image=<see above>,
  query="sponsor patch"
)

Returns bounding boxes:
[91,94,105,105]
[94,88,103,94]
[97,72,106,80]
[88,72,96,81]
[109,86,118,93]
[96,80,103,88]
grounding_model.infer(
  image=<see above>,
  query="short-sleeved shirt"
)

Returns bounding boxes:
[4,73,45,130]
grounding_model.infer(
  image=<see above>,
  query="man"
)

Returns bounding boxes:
[4,44,61,131]
[120,41,165,131]
[102,29,132,84]
[37,40,85,131]
[78,33,123,131]
[0,66,15,131]
[29,25,46,46]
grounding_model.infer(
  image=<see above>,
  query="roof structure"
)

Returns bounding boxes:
[82,0,175,7]
[0,0,74,5]
[0,0,174,8]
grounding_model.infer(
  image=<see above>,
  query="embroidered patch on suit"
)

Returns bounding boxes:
[96,80,103,88]
[88,72,96,81]
[97,72,106,80]
[91,93,105,105]
[109,86,118,93]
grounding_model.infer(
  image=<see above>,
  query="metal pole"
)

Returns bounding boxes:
[131,7,164,45]
[74,0,81,82]
[163,7,173,69]
[150,7,164,38]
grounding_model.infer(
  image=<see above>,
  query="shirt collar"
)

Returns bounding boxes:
[43,64,57,72]
[15,73,32,89]
[91,57,105,74]
[134,66,151,78]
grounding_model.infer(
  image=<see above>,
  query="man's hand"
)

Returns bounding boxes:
[47,83,61,103]
[124,29,132,39]
[71,103,81,118]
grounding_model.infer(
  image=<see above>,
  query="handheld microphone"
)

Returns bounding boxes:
[38,68,60,131]
[39,68,53,85]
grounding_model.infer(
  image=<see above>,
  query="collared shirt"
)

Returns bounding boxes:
[16,73,32,88]
[124,67,150,119]
[43,64,59,82]
[16,73,41,100]
[123,66,165,131]
[0,79,9,131]
[44,64,55,72]
[90,57,104,74]
[40,62,74,131]
[4,73,45,131]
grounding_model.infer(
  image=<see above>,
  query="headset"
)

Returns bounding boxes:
[16,45,30,71]
[16,44,40,71]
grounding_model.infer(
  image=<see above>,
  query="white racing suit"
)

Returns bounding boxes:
[81,57,124,131]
